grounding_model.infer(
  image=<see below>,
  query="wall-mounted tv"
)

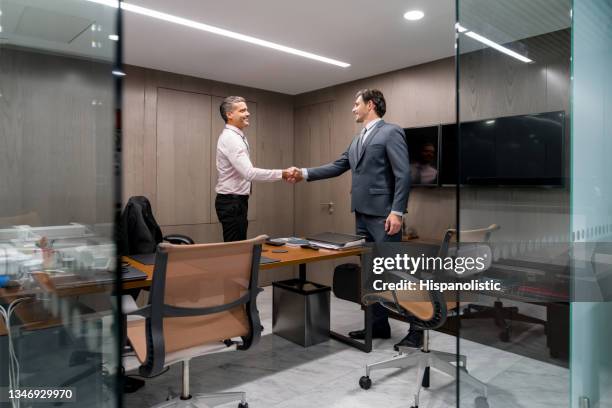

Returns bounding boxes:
[439,111,565,186]
[403,125,439,186]
[439,123,458,185]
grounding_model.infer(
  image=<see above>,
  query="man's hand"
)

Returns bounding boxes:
[282,167,303,183]
[384,213,402,235]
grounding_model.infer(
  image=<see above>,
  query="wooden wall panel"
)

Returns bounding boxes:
[156,88,211,225]
[123,66,146,201]
[209,96,225,223]
[0,48,113,227]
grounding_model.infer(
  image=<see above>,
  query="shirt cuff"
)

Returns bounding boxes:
[302,168,309,180]
[391,211,403,217]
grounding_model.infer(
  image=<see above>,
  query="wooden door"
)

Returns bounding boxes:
[156,88,211,226]
[294,101,336,236]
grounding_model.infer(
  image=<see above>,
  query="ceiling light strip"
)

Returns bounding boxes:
[456,23,532,63]
[464,31,532,63]
[86,0,350,68]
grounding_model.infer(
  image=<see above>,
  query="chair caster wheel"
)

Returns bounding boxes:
[238,403,249,408]
[359,376,372,390]
[475,396,489,408]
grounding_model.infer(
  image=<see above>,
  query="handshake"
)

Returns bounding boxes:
[281,167,304,184]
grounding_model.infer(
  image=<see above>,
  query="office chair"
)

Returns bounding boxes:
[457,225,544,343]
[124,235,267,408]
[358,225,499,408]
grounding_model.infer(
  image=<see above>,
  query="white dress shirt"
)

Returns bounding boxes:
[358,117,382,146]
[302,118,402,217]
[215,125,282,195]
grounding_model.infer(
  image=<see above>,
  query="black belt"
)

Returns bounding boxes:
[217,193,249,200]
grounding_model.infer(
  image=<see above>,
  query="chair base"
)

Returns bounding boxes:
[147,360,248,408]
[462,301,546,342]
[360,333,488,408]
[151,392,247,408]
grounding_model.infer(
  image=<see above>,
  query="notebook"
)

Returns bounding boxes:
[306,232,365,249]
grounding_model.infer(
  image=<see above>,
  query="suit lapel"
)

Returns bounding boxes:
[356,120,384,166]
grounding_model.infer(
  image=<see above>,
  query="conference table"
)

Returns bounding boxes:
[123,244,375,352]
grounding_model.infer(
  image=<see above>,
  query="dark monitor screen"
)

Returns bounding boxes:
[404,125,439,186]
[440,111,565,186]
[440,123,458,185]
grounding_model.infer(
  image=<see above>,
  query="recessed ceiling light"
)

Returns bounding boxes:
[86,0,350,68]
[403,10,424,21]
[108,34,119,41]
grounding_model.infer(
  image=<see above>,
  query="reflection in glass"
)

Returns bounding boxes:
[456,0,572,407]
[0,0,120,406]
[405,126,439,186]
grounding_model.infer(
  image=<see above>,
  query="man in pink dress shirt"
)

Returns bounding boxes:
[215,96,296,241]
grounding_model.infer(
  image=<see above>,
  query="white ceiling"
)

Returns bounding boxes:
[2,0,571,96]
[123,0,456,95]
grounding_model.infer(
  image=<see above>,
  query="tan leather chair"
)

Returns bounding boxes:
[358,225,499,408]
[124,235,267,408]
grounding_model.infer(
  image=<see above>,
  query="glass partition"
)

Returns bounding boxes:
[570,1,612,407]
[0,0,121,406]
[456,0,572,406]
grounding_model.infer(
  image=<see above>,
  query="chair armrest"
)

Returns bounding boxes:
[163,234,194,245]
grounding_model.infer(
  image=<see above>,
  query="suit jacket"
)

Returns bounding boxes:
[306,120,410,217]
[119,196,163,255]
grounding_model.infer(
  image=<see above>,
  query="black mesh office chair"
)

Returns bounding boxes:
[358,225,499,408]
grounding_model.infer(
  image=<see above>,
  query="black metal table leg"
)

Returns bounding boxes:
[329,305,373,353]
[299,263,307,282]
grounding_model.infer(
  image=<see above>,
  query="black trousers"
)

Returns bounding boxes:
[215,194,249,242]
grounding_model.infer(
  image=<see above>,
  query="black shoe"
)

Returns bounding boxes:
[393,329,424,351]
[348,325,391,340]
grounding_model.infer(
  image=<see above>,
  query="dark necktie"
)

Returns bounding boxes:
[357,127,367,156]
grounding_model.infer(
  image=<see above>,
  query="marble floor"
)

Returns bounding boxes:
[124,287,570,408]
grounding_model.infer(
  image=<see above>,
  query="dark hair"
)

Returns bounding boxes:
[220,96,246,123]
[356,89,386,117]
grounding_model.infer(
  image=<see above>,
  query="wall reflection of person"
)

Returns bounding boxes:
[410,142,438,184]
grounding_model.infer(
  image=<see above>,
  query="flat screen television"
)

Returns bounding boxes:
[403,125,439,186]
[440,111,565,186]
[440,123,458,185]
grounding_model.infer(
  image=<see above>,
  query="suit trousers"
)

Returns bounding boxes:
[215,194,249,242]
[355,211,402,331]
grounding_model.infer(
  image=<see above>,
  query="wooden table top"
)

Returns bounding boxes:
[122,244,366,290]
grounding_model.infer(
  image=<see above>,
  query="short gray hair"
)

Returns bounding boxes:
[220,96,246,123]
